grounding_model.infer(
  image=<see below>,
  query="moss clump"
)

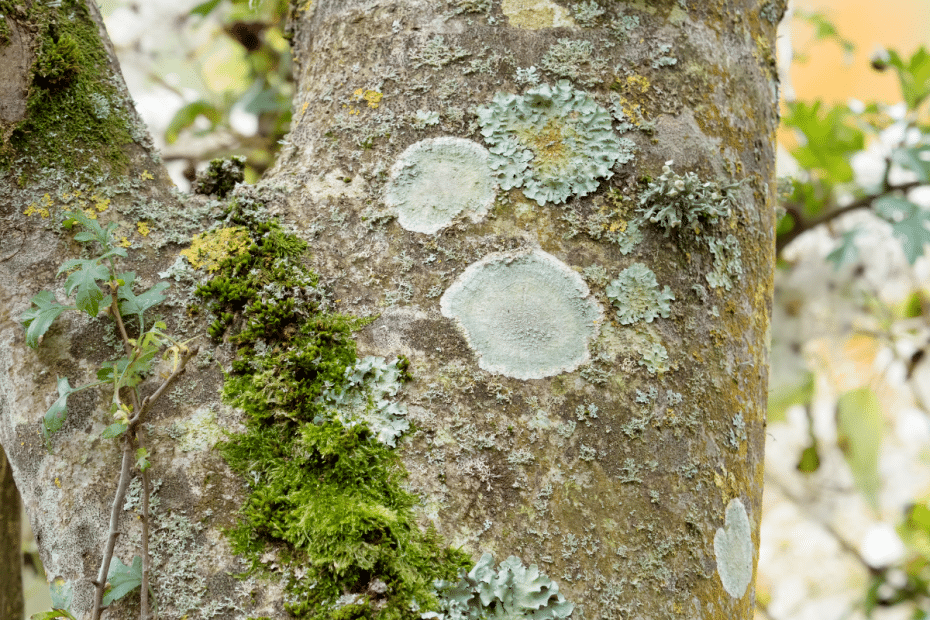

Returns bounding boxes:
[193,156,246,198]
[0,0,137,181]
[194,199,470,619]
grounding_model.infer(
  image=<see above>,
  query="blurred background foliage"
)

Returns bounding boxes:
[17,0,930,619]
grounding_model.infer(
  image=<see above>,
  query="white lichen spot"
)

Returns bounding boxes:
[501,0,576,29]
[714,497,753,599]
[172,407,224,452]
[385,137,496,234]
[440,249,602,379]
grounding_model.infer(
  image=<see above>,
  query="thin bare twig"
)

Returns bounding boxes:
[135,346,200,420]
[140,444,152,620]
[91,442,134,620]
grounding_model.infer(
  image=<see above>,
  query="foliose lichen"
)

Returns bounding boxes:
[637,161,742,234]
[540,39,607,87]
[425,553,574,620]
[477,80,625,206]
[440,249,602,380]
[385,137,496,234]
[639,341,669,375]
[714,498,754,599]
[706,234,743,291]
[605,263,674,325]
[316,355,411,447]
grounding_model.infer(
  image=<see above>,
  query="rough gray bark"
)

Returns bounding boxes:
[0,1,781,619]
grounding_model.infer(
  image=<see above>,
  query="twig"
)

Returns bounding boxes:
[135,346,200,420]
[91,442,134,620]
[140,443,152,620]
[776,181,923,256]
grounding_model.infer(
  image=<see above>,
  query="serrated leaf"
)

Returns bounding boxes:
[103,556,143,606]
[119,281,169,318]
[20,291,70,348]
[874,196,930,263]
[62,211,109,248]
[101,423,128,439]
[43,377,75,441]
[825,229,860,269]
[892,144,930,183]
[136,447,150,472]
[49,577,73,611]
[837,387,883,509]
[58,258,109,317]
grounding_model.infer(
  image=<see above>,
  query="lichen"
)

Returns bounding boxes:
[180,226,252,273]
[426,553,574,620]
[540,38,608,87]
[714,498,753,599]
[571,1,605,27]
[706,234,743,291]
[193,156,246,198]
[605,263,674,325]
[636,161,742,234]
[477,81,625,206]
[638,341,669,375]
[385,137,496,234]
[500,0,576,29]
[440,249,602,380]
[412,35,470,69]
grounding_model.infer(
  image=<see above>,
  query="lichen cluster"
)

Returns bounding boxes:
[636,161,741,233]
[426,553,574,620]
[476,80,625,206]
[605,263,674,325]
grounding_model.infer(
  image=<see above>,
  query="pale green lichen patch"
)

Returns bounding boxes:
[707,234,743,291]
[637,161,742,234]
[500,0,576,29]
[316,355,410,447]
[714,498,753,599]
[440,249,602,380]
[605,263,674,325]
[170,407,224,452]
[427,553,574,619]
[477,80,626,206]
[385,137,496,234]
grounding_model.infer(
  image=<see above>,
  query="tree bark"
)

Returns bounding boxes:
[0,1,782,619]
[0,444,23,620]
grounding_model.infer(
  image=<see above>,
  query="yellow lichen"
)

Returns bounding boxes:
[24,193,54,218]
[140,169,154,181]
[180,226,252,272]
[500,0,576,29]
[119,237,132,248]
[137,221,150,237]
[354,88,383,109]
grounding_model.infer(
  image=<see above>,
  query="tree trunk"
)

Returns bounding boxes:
[0,1,782,619]
[0,445,23,620]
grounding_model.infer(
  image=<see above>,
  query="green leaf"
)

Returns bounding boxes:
[796,442,821,473]
[826,229,861,268]
[103,556,143,606]
[101,423,128,439]
[768,371,814,423]
[30,611,77,620]
[136,447,150,472]
[882,47,930,110]
[892,144,930,183]
[190,0,223,16]
[783,101,864,183]
[58,258,109,317]
[836,387,883,509]
[61,211,110,249]
[20,291,71,348]
[49,577,73,611]
[165,101,223,144]
[43,377,75,441]
[119,279,170,318]
[873,196,930,263]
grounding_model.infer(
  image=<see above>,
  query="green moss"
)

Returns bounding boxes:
[193,156,246,198]
[194,198,470,619]
[0,0,137,181]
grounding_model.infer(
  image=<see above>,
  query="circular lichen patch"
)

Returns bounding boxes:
[440,249,602,380]
[385,137,496,234]
[477,80,626,206]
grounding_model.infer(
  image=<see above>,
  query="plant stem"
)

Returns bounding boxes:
[91,442,134,620]
[140,444,151,620]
